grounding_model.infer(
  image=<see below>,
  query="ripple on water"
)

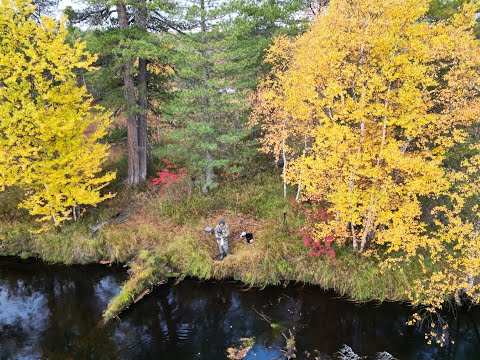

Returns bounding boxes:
[176,323,192,342]
[126,332,152,358]
[112,322,153,358]
[159,319,170,342]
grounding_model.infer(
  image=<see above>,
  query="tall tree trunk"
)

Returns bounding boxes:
[467,221,480,293]
[200,0,213,191]
[359,82,390,251]
[351,222,358,252]
[138,58,147,181]
[350,120,364,252]
[295,135,308,201]
[118,0,140,186]
[137,1,148,181]
[202,150,216,193]
[350,41,367,251]
[199,0,210,116]
[295,181,301,201]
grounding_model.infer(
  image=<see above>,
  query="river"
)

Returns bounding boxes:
[0,257,479,359]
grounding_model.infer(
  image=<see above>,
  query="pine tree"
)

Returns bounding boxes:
[159,0,307,191]
[67,0,180,186]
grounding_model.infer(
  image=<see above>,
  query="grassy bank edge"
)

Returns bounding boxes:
[0,172,419,322]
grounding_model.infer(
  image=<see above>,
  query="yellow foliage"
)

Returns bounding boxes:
[0,0,115,225]
[252,0,480,321]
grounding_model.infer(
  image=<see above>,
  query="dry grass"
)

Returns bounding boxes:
[0,170,418,321]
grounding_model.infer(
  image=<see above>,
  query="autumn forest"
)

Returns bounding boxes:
[1,0,480,356]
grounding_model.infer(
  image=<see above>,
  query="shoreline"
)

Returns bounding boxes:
[0,252,409,321]
[0,173,423,320]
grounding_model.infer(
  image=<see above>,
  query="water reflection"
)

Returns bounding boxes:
[0,280,48,359]
[0,257,479,359]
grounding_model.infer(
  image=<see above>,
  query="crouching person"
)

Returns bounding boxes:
[215,219,230,260]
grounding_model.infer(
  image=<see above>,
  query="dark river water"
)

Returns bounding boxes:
[1,257,479,359]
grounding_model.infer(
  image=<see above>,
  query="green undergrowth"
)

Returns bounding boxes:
[151,172,300,226]
[0,219,104,264]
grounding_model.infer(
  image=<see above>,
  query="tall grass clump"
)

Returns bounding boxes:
[165,233,213,279]
[31,225,104,264]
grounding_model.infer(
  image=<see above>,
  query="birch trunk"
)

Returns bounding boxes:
[360,83,390,251]
[295,136,307,201]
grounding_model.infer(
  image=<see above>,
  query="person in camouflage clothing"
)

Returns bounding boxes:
[214,219,230,260]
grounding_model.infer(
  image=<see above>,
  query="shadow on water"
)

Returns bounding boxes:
[1,257,480,359]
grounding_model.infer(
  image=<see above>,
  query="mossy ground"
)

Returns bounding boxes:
[0,170,421,320]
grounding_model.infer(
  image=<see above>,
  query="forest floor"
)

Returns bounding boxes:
[0,157,422,320]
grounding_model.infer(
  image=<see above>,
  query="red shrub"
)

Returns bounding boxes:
[291,197,337,266]
[151,158,187,199]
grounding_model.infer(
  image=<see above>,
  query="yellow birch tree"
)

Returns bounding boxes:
[252,0,480,326]
[0,0,115,225]
[252,0,480,252]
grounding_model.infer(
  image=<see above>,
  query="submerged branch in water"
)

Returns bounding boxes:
[102,250,174,322]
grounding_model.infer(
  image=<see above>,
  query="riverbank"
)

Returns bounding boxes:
[0,172,421,320]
